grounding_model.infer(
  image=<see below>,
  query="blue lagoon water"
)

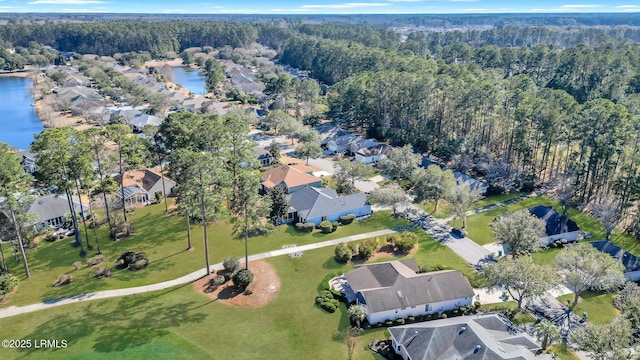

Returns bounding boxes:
[0,76,43,150]
[172,66,207,95]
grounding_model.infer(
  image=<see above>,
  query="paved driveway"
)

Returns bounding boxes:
[306,158,335,175]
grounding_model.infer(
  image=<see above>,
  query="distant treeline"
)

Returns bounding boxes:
[0,21,258,57]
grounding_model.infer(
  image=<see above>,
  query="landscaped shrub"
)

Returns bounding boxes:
[319,220,333,234]
[315,290,340,313]
[115,251,149,271]
[208,275,226,287]
[440,313,448,319]
[233,268,254,290]
[396,318,405,325]
[385,320,393,326]
[334,243,353,263]
[358,238,379,260]
[93,267,112,279]
[331,221,339,232]
[86,254,105,266]
[320,273,341,290]
[418,265,431,273]
[52,274,73,287]
[339,214,356,225]
[386,234,400,245]
[0,273,18,301]
[395,232,418,253]
[408,316,415,322]
[223,257,240,275]
[295,222,315,232]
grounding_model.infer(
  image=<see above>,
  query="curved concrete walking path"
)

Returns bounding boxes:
[0,228,399,320]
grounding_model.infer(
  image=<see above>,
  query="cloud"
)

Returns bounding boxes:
[560,4,602,8]
[388,0,423,2]
[617,5,640,8]
[448,0,479,2]
[300,2,390,9]
[28,0,104,4]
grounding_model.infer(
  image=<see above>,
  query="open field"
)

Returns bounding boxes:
[0,223,470,360]
[1,201,409,308]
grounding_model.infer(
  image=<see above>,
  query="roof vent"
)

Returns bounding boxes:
[396,290,403,298]
[474,345,482,354]
[458,326,466,335]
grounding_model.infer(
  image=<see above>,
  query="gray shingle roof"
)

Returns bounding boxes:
[528,205,579,236]
[388,314,546,360]
[27,194,83,224]
[344,260,475,314]
[590,240,640,273]
[286,187,367,220]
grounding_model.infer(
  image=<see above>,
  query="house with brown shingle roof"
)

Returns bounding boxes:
[260,164,322,194]
[114,169,176,207]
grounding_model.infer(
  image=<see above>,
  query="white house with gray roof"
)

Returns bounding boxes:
[341,259,474,324]
[285,187,371,225]
[389,314,548,360]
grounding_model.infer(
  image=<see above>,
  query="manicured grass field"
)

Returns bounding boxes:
[472,192,526,210]
[556,292,619,325]
[1,201,410,307]
[0,226,475,360]
[417,200,452,219]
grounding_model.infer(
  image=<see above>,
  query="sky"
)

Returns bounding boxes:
[0,0,638,14]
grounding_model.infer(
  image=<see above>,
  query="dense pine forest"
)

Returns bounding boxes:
[1,15,639,231]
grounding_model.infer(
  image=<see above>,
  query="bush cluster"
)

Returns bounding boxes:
[315,290,340,313]
[115,251,149,271]
[93,267,112,279]
[86,254,105,266]
[339,214,356,225]
[319,220,334,234]
[233,268,254,290]
[334,243,352,263]
[295,222,315,232]
[387,231,417,253]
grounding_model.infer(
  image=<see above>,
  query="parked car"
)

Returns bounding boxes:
[64,229,76,237]
[451,228,466,238]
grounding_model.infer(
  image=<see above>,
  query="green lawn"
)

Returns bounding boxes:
[547,343,581,360]
[472,192,526,210]
[448,196,559,245]
[556,292,619,325]
[478,301,536,324]
[0,227,477,360]
[1,202,409,307]
[417,200,452,219]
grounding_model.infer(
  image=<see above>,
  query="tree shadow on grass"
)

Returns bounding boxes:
[21,287,207,357]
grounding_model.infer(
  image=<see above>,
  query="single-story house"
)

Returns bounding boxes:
[349,137,379,155]
[454,172,489,194]
[327,134,357,154]
[528,205,581,246]
[340,259,474,324]
[590,240,640,282]
[315,123,351,146]
[389,314,547,360]
[114,169,176,207]
[355,144,392,164]
[23,194,88,230]
[284,187,371,225]
[254,146,274,167]
[260,164,322,194]
[129,114,162,131]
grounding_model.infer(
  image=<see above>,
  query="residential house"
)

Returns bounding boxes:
[326,133,357,154]
[355,144,392,164]
[260,164,322,194]
[23,194,88,230]
[129,114,162,131]
[590,240,640,281]
[315,123,351,146]
[349,137,378,155]
[114,169,176,207]
[454,172,489,194]
[389,314,547,360]
[528,205,581,246]
[339,259,475,324]
[230,72,265,96]
[284,187,371,225]
[16,150,37,174]
[420,155,446,169]
[254,146,275,167]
